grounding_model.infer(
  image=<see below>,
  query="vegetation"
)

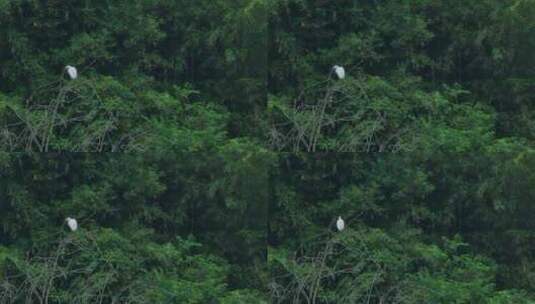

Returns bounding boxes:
[1,0,535,303]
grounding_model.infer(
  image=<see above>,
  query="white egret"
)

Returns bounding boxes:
[65,217,78,232]
[332,65,345,79]
[65,65,78,80]
[336,216,345,231]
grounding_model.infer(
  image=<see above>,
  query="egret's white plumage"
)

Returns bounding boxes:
[65,217,78,231]
[65,65,78,80]
[336,216,345,231]
[333,65,345,79]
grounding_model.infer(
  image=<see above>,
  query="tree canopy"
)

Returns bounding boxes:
[1,0,535,303]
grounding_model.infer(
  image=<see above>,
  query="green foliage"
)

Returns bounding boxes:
[0,153,270,302]
[2,0,535,302]
[0,229,260,303]
[270,228,505,303]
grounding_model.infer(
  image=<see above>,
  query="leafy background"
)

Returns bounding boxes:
[1,0,535,303]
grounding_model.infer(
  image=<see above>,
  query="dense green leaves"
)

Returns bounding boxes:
[0,152,270,303]
[2,0,535,302]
